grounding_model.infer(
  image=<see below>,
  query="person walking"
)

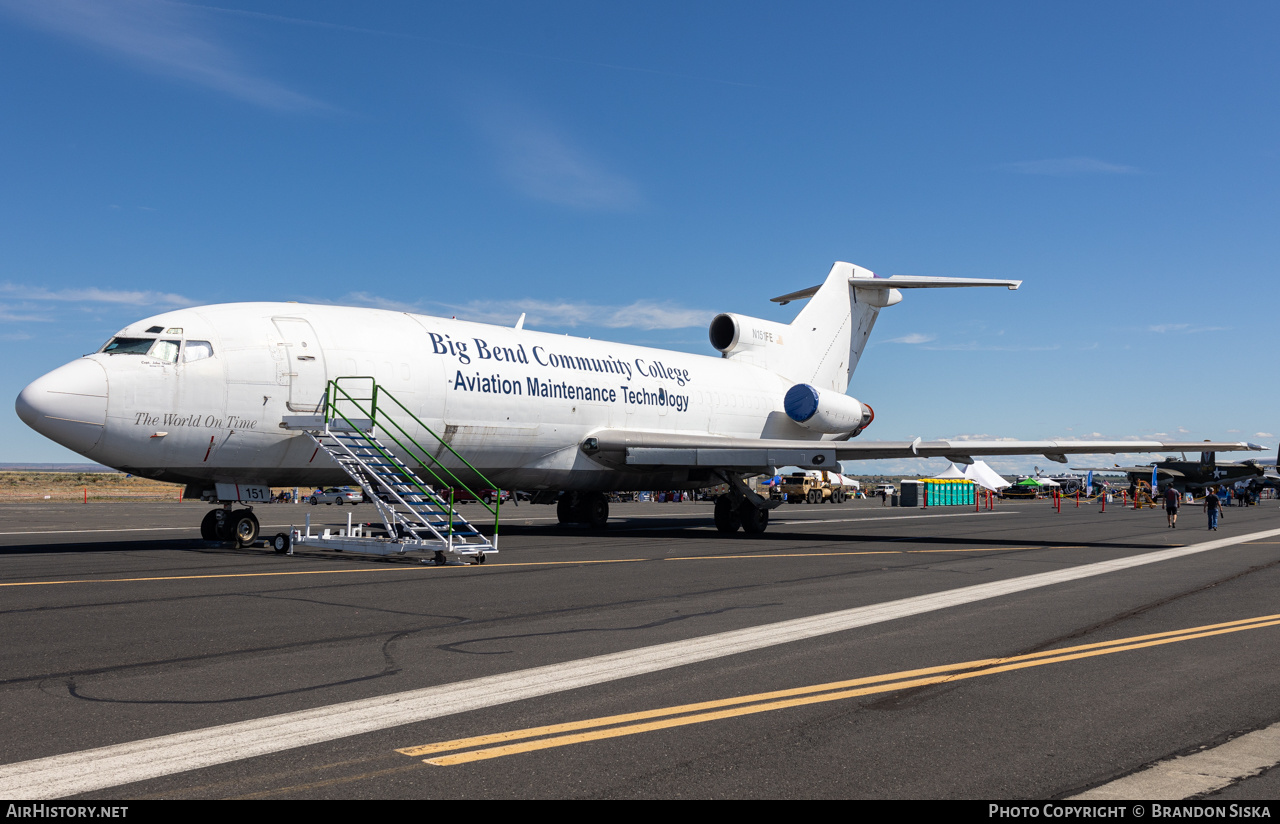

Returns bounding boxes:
[1164,484,1180,528]
[1204,486,1222,531]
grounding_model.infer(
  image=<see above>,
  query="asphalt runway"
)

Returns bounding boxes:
[2,496,1280,800]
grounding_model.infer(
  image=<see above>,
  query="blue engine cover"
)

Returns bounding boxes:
[784,384,821,423]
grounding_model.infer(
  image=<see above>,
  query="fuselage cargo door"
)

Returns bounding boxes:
[273,317,328,412]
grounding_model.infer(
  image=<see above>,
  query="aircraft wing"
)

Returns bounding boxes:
[1071,465,1186,478]
[588,431,1265,472]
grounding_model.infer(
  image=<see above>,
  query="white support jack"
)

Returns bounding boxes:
[283,511,490,565]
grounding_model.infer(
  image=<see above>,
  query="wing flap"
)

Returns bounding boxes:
[627,447,837,470]
[593,430,1263,470]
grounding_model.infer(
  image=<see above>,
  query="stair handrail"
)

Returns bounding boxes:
[318,432,453,544]
[320,380,453,533]
[327,377,501,540]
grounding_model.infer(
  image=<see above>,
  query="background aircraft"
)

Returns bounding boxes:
[1074,449,1277,494]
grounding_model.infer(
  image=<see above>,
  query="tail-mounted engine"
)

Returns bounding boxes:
[784,383,874,436]
[709,313,791,358]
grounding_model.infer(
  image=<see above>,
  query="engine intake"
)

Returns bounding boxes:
[784,383,874,436]
[709,313,791,356]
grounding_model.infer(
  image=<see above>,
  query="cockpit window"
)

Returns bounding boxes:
[103,337,155,355]
[152,340,180,364]
[183,341,214,362]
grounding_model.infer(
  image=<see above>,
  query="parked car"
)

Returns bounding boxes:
[308,486,362,505]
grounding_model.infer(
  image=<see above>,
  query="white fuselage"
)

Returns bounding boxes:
[17,303,825,492]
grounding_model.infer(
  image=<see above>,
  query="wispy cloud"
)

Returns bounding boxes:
[190,4,763,90]
[0,0,322,110]
[340,292,710,330]
[999,157,1140,176]
[0,306,52,323]
[883,333,935,344]
[1147,323,1230,334]
[0,284,195,307]
[920,341,1061,352]
[0,284,196,327]
[1256,432,1274,439]
[472,101,640,210]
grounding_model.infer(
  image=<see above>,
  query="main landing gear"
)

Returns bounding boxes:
[556,491,610,528]
[714,494,770,534]
[200,506,260,548]
[713,473,779,535]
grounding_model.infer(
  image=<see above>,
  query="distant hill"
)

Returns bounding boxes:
[0,463,116,473]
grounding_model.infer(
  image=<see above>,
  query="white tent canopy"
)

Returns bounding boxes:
[963,461,1012,491]
[930,461,1011,491]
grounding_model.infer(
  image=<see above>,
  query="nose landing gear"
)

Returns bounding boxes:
[200,506,260,547]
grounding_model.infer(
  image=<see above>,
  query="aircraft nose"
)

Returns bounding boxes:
[16,358,109,456]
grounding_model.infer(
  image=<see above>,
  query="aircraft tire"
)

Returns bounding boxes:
[231,510,260,548]
[199,510,219,541]
[213,510,234,542]
[556,494,575,525]
[714,495,741,534]
[583,493,609,529]
[739,502,768,534]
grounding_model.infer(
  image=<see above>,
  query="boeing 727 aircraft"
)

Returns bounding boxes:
[15,261,1262,545]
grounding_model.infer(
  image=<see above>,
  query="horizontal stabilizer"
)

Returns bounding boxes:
[772,272,1020,304]
[853,275,1022,290]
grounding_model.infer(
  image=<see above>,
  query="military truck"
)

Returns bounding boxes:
[773,470,857,503]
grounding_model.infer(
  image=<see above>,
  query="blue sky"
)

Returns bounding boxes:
[2,1,1276,474]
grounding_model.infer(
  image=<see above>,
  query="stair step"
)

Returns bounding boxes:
[298,401,496,555]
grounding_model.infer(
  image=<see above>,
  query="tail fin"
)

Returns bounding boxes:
[786,262,879,392]
[711,262,1020,392]
[778,262,1021,392]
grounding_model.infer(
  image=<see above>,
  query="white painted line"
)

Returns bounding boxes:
[617,510,1014,532]
[0,526,295,536]
[3,526,1277,799]
[1071,722,1280,800]
[0,507,1005,535]
[0,527,200,536]
[771,511,1014,527]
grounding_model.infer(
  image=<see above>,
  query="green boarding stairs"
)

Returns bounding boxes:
[284,377,500,564]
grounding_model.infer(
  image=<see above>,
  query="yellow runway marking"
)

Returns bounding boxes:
[400,613,1280,766]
